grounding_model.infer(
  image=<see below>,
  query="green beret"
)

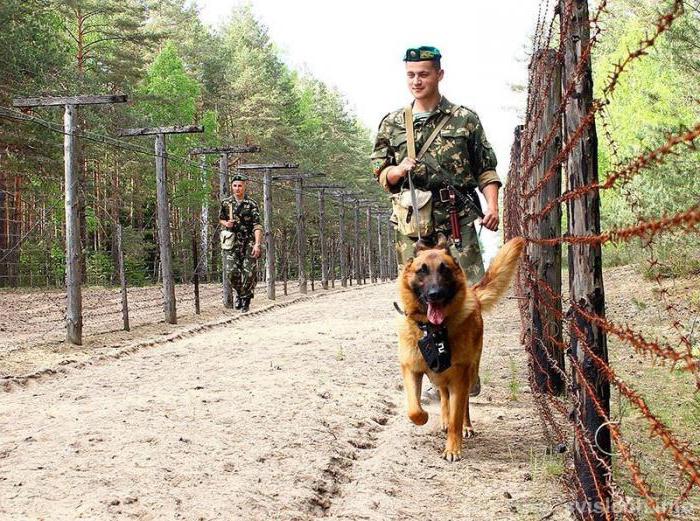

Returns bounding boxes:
[404,46,442,62]
[230,173,249,182]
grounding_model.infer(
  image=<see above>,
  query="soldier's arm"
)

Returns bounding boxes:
[468,113,501,192]
[219,203,233,229]
[251,202,263,242]
[468,114,501,230]
[370,114,405,194]
[250,202,263,256]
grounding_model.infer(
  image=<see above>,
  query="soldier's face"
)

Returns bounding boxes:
[231,181,246,198]
[406,61,443,100]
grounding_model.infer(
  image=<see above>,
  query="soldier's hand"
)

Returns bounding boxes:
[398,157,417,176]
[251,243,262,259]
[480,209,499,231]
[225,220,236,229]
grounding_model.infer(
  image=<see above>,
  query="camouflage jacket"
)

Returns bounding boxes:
[370,96,501,225]
[219,196,263,245]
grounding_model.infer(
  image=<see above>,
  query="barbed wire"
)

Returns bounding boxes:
[505,0,700,518]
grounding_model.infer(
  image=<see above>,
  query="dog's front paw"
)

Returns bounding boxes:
[408,409,429,425]
[463,426,475,438]
[441,448,462,462]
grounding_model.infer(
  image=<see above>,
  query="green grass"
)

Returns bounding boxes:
[529,447,565,482]
[508,356,521,401]
[608,334,700,519]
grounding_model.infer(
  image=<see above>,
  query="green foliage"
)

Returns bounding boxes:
[137,41,200,125]
[86,251,113,286]
[594,0,700,276]
[121,226,153,287]
[1,0,377,288]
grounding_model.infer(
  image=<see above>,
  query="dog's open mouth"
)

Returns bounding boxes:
[427,301,446,326]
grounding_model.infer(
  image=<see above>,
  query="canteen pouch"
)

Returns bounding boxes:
[220,229,235,250]
[220,200,236,250]
[391,189,434,238]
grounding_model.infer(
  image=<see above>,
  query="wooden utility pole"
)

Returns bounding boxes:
[376,212,385,282]
[527,50,565,396]
[337,195,348,287]
[281,227,289,296]
[119,124,204,324]
[307,184,344,290]
[13,94,127,344]
[560,1,611,517]
[239,163,300,300]
[365,206,374,283]
[189,145,260,307]
[272,172,325,294]
[198,156,209,280]
[333,191,360,288]
[192,225,201,315]
[353,199,361,285]
[116,224,129,331]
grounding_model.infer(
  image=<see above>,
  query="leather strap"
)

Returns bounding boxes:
[417,113,452,160]
[404,105,416,160]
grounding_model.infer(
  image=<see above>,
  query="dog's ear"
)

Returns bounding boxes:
[435,233,449,251]
[414,239,432,254]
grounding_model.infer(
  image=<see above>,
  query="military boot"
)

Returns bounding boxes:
[234,296,242,310]
[241,297,251,313]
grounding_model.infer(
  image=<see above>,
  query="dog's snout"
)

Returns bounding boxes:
[426,286,445,302]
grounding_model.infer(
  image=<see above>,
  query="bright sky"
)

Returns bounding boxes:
[196,0,544,259]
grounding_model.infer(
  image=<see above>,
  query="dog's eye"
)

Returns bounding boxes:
[438,262,449,273]
[418,264,429,275]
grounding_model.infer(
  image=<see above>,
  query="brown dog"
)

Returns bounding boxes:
[397,236,525,461]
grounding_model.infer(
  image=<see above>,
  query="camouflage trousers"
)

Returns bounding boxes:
[223,245,257,299]
[394,218,485,285]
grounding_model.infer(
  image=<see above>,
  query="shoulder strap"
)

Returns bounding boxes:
[404,105,416,160]
[417,112,453,161]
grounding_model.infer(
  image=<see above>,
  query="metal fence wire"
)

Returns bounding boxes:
[504,1,699,519]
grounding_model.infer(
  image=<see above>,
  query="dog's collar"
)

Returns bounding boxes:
[393,302,451,372]
[392,301,433,332]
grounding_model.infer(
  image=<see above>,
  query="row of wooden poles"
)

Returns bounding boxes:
[8,95,392,346]
[503,1,611,517]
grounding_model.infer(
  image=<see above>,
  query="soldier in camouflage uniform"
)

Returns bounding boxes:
[370,46,501,285]
[219,174,263,313]
[372,46,502,397]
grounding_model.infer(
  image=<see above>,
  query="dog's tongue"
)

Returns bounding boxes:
[427,302,446,326]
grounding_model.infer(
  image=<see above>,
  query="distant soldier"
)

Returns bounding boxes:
[219,174,263,312]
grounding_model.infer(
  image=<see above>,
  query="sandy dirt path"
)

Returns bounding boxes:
[0,283,568,520]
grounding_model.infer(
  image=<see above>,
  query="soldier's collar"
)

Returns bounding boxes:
[437,96,454,115]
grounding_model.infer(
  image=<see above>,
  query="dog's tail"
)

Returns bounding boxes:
[474,237,525,313]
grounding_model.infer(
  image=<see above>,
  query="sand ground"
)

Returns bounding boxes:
[0,282,569,520]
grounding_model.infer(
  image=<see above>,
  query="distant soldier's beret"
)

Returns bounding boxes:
[403,46,442,62]
[230,173,249,182]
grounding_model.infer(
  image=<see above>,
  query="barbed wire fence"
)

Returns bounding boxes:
[0,102,397,352]
[504,0,699,519]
